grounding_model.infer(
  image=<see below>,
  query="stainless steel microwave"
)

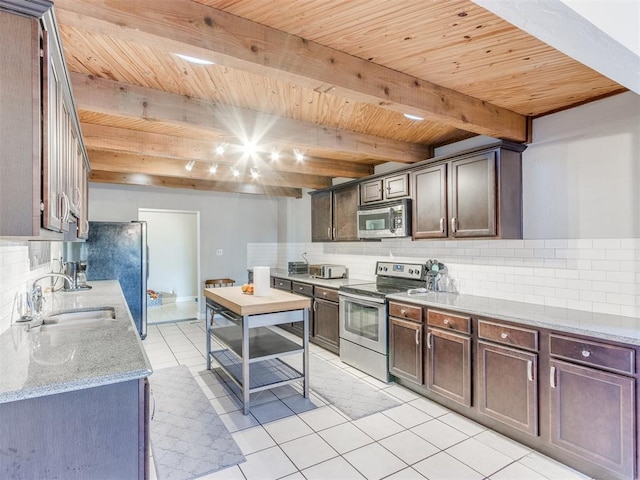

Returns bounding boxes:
[357,198,411,239]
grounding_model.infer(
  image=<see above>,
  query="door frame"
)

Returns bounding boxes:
[138,208,201,317]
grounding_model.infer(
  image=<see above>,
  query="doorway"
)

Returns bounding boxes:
[138,208,200,323]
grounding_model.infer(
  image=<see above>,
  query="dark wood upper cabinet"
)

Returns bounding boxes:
[311,190,333,242]
[0,3,89,239]
[311,184,359,242]
[361,173,409,204]
[333,185,359,241]
[412,164,447,239]
[450,152,497,237]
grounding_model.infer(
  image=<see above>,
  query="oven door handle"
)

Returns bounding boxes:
[339,291,386,305]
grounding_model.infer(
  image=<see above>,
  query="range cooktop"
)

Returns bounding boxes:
[339,261,427,299]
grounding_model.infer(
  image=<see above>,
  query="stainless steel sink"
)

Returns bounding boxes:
[41,306,116,327]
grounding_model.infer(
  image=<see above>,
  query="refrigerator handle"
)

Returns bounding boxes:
[146,245,150,279]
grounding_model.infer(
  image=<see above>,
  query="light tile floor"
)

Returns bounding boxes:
[147,300,200,324]
[143,320,593,480]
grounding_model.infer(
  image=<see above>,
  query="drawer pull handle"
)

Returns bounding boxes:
[400,309,407,316]
[451,217,457,233]
[550,366,557,388]
[527,360,534,382]
[443,318,450,325]
[500,332,508,339]
[415,328,420,345]
[581,350,591,358]
[427,332,432,349]
[439,217,445,233]
[323,292,327,296]
[313,300,317,312]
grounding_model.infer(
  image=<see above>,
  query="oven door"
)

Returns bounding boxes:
[339,291,387,354]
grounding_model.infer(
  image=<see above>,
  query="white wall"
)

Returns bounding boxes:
[254,92,640,319]
[89,184,282,312]
[138,209,198,301]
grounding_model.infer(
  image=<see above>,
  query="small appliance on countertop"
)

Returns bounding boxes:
[309,264,347,279]
[288,261,309,275]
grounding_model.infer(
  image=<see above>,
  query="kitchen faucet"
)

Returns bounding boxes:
[31,273,74,319]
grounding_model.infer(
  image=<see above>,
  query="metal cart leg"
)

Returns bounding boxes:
[303,307,309,399]
[242,314,250,415]
[206,304,211,370]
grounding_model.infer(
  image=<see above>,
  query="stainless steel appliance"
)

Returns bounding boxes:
[339,261,426,382]
[357,199,411,239]
[86,221,148,339]
[288,261,309,275]
[62,241,91,291]
[309,264,347,279]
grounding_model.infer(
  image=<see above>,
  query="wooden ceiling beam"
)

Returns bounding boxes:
[81,123,374,179]
[55,0,528,142]
[71,73,429,164]
[87,150,333,190]
[89,170,303,198]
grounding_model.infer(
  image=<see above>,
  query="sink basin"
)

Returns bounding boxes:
[42,306,116,327]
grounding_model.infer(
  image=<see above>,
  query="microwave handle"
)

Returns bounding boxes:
[389,208,395,233]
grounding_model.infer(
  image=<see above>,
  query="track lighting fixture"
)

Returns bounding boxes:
[185,160,196,171]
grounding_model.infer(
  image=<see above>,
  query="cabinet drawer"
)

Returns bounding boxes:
[427,309,470,334]
[478,320,538,352]
[550,334,635,375]
[292,281,314,297]
[273,278,292,291]
[389,302,422,322]
[315,286,339,303]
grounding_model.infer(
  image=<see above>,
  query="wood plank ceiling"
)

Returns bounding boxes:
[53,0,625,198]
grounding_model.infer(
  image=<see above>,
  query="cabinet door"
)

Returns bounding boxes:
[361,179,383,203]
[333,185,359,241]
[412,165,447,239]
[389,317,423,384]
[426,328,471,407]
[384,173,409,199]
[41,36,64,233]
[450,152,496,237]
[549,359,635,478]
[311,190,333,242]
[313,298,339,353]
[477,342,538,436]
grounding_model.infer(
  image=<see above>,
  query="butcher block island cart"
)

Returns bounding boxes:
[204,286,311,414]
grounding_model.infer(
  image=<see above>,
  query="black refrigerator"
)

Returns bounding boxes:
[86,221,148,339]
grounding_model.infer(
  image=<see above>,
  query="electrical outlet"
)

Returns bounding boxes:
[216,249,223,256]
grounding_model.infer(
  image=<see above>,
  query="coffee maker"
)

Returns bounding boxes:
[62,242,91,291]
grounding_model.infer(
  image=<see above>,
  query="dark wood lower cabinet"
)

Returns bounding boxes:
[389,317,423,384]
[0,379,148,480]
[477,341,538,436]
[426,327,471,407]
[313,297,340,353]
[549,359,636,478]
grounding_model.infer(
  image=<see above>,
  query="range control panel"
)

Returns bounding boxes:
[376,261,425,280]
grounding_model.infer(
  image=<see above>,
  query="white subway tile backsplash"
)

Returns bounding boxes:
[248,237,640,319]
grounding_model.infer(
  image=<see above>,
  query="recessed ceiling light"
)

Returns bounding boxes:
[403,113,424,121]
[174,53,214,65]
[185,160,196,171]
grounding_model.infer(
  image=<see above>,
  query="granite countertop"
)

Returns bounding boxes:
[269,268,371,289]
[387,291,640,346]
[0,280,152,404]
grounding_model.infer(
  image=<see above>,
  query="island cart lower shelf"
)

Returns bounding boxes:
[204,286,311,414]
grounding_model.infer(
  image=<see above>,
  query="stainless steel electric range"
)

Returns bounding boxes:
[338,261,427,382]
